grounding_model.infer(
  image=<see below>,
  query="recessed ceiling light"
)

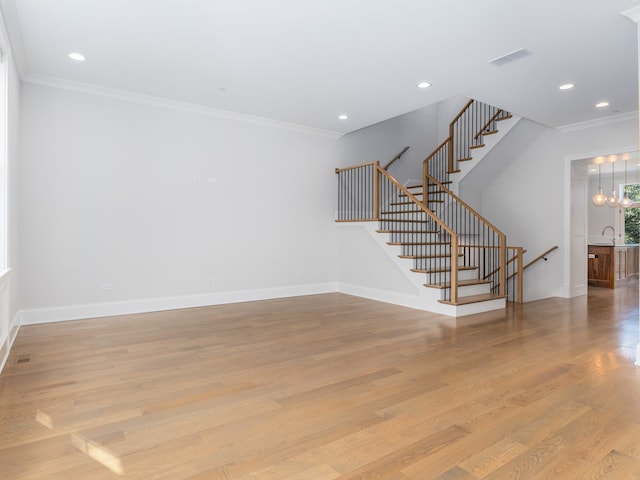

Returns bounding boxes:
[417,82,432,89]
[68,52,85,61]
[338,114,349,120]
[559,83,574,90]
[596,101,610,108]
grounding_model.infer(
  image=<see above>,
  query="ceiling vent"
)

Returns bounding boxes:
[488,48,532,66]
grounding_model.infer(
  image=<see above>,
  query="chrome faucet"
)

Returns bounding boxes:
[602,225,615,245]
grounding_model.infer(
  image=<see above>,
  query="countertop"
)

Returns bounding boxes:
[588,243,640,247]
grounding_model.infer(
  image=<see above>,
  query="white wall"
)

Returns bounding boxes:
[338,101,442,184]
[19,83,339,323]
[481,115,638,301]
[0,22,21,371]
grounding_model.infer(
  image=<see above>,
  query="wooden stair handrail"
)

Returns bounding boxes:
[448,99,475,172]
[523,245,559,270]
[425,172,507,297]
[483,247,527,279]
[376,166,456,238]
[473,109,505,140]
[375,165,461,303]
[335,161,378,174]
[383,146,410,171]
[500,246,559,301]
[450,98,475,125]
[422,138,450,167]
[425,174,507,236]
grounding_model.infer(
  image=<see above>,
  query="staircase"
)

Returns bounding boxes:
[380,186,500,307]
[335,99,523,316]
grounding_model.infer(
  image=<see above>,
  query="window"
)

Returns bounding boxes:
[623,184,640,244]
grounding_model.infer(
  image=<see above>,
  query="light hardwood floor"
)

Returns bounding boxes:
[1,283,640,479]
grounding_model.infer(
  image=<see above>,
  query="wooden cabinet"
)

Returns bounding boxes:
[588,245,614,288]
[626,246,639,277]
[588,245,639,288]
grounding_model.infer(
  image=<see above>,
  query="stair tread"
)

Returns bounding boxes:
[381,209,422,214]
[438,293,507,306]
[470,144,485,149]
[407,182,452,190]
[482,130,498,135]
[424,279,491,289]
[387,241,449,246]
[457,157,473,162]
[496,114,513,121]
[410,266,477,274]
[378,230,439,234]
[399,253,461,259]
[379,219,427,223]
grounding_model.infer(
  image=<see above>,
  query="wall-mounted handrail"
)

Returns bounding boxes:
[500,246,558,303]
[523,246,559,270]
[383,146,410,171]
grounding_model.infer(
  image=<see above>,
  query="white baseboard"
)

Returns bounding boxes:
[555,284,588,298]
[336,282,455,316]
[19,283,338,325]
[0,312,21,374]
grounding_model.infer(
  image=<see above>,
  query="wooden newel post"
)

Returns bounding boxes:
[515,246,524,303]
[447,129,454,174]
[450,235,459,304]
[499,234,507,297]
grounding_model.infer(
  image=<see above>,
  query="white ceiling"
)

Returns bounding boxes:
[1,0,638,135]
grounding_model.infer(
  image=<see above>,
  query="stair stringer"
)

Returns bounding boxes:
[457,118,548,208]
[449,114,522,196]
[336,222,506,316]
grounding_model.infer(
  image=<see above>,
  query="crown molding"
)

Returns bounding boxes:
[23,74,342,139]
[556,110,638,133]
[622,5,640,24]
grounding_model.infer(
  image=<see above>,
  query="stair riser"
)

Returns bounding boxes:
[447,298,506,316]
[424,269,478,284]
[379,223,440,233]
[380,210,436,224]
[387,233,449,243]
[437,283,492,298]
[413,257,465,270]
[381,207,428,216]
[400,245,451,256]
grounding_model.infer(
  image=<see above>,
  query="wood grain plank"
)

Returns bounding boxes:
[0,283,638,479]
